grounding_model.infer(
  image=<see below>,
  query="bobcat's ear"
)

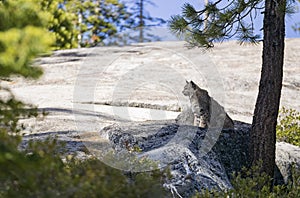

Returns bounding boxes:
[185,80,188,84]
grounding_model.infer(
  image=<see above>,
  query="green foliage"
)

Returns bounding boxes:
[39,0,78,49]
[276,107,300,146]
[169,1,263,48]
[0,26,51,78]
[0,1,166,197]
[102,150,160,172]
[0,90,39,133]
[68,0,131,47]
[25,0,133,48]
[0,0,48,30]
[194,109,300,197]
[0,0,52,134]
[17,0,166,48]
[0,133,166,198]
[194,164,300,198]
[0,104,166,196]
[0,0,52,78]
[170,0,296,48]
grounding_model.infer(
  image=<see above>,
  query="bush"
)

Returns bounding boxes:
[276,107,300,146]
[0,133,167,198]
[0,0,52,133]
[0,1,167,197]
[194,164,300,198]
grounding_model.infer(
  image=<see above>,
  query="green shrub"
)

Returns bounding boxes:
[276,107,300,146]
[194,164,300,198]
[0,1,166,197]
[0,133,167,198]
[0,0,52,133]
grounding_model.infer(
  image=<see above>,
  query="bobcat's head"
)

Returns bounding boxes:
[182,80,197,96]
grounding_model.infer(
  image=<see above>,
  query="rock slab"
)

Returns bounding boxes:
[101,120,300,197]
[101,121,251,197]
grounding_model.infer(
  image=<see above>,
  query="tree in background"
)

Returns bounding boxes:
[39,0,78,49]
[169,0,288,184]
[29,0,166,48]
[292,0,300,33]
[112,0,166,44]
[68,0,131,47]
[293,23,300,32]
[134,0,166,43]
[35,0,130,48]
[132,0,166,43]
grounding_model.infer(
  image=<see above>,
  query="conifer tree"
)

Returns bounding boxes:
[39,0,78,49]
[293,3,300,33]
[0,0,52,131]
[36,0,131,48]
[169,0,288,182]
[118,0,166,43]
[67,0,130,47]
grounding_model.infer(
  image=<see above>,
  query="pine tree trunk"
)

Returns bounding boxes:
[251,0,286,179]
[139,0,144,43]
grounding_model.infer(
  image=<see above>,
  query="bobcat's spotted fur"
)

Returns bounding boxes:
[182,80,234,129]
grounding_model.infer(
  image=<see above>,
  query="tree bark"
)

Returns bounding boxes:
[139,0,144,43]
[251,0,286,179]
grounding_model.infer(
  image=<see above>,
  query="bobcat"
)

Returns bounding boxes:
[182,80,234,129]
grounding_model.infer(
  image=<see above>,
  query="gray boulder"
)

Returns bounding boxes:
[101,120,251,197]
[101,119,300,197]
[276,142,300,184]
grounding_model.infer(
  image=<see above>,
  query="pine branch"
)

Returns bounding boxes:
[169,0,264,48]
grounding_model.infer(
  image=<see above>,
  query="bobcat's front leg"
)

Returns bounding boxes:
[198,115,208,128]
[193,113,200,126]
[198,109,209,128]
